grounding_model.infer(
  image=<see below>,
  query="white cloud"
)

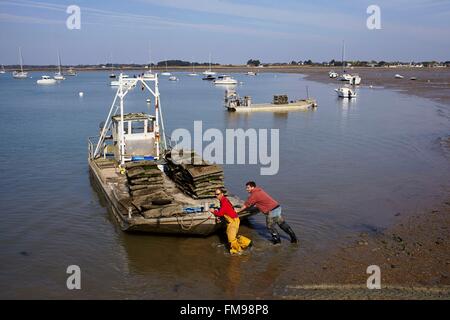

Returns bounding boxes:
[138,0,364,31]
[0,12,62,25]
[0,0,294,37]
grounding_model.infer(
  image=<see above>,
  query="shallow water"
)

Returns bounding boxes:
[0,71,449,298]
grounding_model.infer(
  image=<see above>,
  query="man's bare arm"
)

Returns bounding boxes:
[236,204,247,213]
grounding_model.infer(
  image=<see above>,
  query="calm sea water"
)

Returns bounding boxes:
[0,71,449,299]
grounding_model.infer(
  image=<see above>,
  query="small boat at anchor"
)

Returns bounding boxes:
[224,89,317,112]
[143,70,156,79]
[329,71,338,78]
[213,75,237,85]
[160,60,171,76]
[88,74,255,235]
[67,67,77,76]
[202,53,216,76]
[54,51,65,80]
[12,47,28,79]
[188,62,198,76]
[110,74,135,87]
[37,75,57,85]
[335,87,357,98]
[202,74,216,81]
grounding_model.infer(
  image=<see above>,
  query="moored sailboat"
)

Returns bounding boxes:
[202,53,216,75]
[12,47,28,79]
[54,51,65,80]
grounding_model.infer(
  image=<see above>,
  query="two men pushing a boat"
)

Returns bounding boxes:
[211,181,298,254]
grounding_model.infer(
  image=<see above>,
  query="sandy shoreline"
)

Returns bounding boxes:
[297,66,450,106]
[271,67,450,298]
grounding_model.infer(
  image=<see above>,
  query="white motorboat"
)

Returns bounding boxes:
[202,70,216,75]
[335,87,357,98]
[110,74,135,87]
[111,80,135,87]
[246,71,257,76]
[67,67,77,76]
[339,73,353,81]
[54,51,65,80]
[395,74,404,79]
[329,71,338,78]
[349,75,361,85]
[213,75,237,85]
[12,47,28,79]
[168,76,178,81]
[37,75,57,85]
[339,73,361,85]
[0,65,5,74]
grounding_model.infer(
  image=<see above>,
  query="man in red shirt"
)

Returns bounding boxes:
[210,188,251,254]
[237,181,298,245]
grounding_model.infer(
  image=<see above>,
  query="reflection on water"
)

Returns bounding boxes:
[0,72,449,298]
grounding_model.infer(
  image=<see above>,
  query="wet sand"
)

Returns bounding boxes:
[279,201,450,299]
[270,67,450,298]
[298,66,450,106]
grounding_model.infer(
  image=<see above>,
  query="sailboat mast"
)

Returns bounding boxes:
[148,42,152,72]
[19,47,24,73]
[110,53,114,72]
[58,51,62,74]
[209,53,211,71]
[341,40,345,73]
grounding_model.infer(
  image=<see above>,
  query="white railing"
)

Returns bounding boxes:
[88,136,100,160]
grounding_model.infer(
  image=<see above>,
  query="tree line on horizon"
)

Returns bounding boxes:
[247,59,450,67]
[4,59,450,69]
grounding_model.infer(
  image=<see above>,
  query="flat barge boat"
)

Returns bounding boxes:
[88,74,255,236]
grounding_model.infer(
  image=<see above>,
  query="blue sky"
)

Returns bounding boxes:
[0,0,449,65]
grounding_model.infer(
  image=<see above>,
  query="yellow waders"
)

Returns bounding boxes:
[224,215,252,254]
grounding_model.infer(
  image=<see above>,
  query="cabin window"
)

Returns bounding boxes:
[131,120,145,134]
[147,120,154,133]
